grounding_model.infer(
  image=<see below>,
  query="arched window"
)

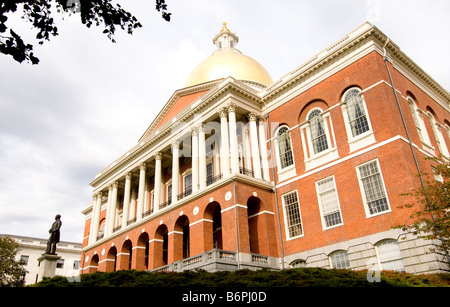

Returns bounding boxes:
[375,239,405,272]
[290,259,307,268]
[277,126,294,169]
[329,250,350,269]
[428,111,450,157]
[407,97,432,149]
[308,109,329,154]
[343,87,370,137]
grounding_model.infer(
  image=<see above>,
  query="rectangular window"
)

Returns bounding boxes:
[20,255,29,265]
[167,184,172,205]
[56,259,64,269]
[316,176,343,228]
[282,191,303,239]
[357,160,390,216]
[184,173,192,196]
[206,162,213,186]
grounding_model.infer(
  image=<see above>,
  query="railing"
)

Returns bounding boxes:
[149,249,273,273]
[127,217,137,225]
[239,167,254,177]
[177,189,192,201]
[112,225,122,233]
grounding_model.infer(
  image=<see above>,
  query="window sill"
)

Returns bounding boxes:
[305,147,339,171]
[277,165,296,182]
[348,131,375,152]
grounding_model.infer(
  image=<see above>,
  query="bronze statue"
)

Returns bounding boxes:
[45,214,62,255]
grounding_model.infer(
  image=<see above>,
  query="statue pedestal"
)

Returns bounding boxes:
[37,254,61,283]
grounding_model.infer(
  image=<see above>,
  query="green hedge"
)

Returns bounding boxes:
[31,268,450,287]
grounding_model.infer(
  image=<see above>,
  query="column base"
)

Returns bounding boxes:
[37,254,61,283]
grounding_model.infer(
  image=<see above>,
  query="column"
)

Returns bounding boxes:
[258,117,270,181]
[228,103,240,174]
[191,127,199,193]
[104,184,113,236]
[89,192,102,245]
[219,108,230,176]
[249,112,262,179]
[154,152,162,212]
[136,163,146,221]
[107,181,118,235]
[198,124,207,189]
[172,141,180,203]
[121,172,132,228]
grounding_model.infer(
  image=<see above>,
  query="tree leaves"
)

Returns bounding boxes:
[0,0,170,65]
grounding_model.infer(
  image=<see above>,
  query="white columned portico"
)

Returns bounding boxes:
[191,127,199,193]
[172,141,180,203]
[121,172,132,228]
[249,112,262,179]
[258,117,270,181]
[136,163,146,221]
[219,108,230,176]
[228,103,240,174]
[198,124,207,189]
[153,152,162,212]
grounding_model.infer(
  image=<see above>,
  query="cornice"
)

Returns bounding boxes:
[261,22,450,108]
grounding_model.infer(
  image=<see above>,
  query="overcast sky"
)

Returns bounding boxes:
[0,0,449,243]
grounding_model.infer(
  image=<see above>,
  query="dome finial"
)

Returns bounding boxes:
[221,21,229,32]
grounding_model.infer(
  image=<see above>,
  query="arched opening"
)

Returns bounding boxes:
[89,254,99,273]
[155,224,168,267]
[120,240,132,270]
[175,215,190,259]
[247,196,261,254]
[106,246,117,272]
[137,232,150,270]
[204,202,222,251]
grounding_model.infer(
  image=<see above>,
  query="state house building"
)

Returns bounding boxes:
[80,22,450,275]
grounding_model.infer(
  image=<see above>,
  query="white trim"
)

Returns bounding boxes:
[189,219,213,227]
[248,210,275,219]
[221,204,247,214]
[356,158,391,218]
[315,175,344,230]
[275,134,403,189]
[281,190,304,241]
[168,231,184,236]
[149,239,164,243]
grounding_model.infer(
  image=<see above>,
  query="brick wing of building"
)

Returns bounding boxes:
[80,22,450,275]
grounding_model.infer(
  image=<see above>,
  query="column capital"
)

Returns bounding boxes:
[257,115,265,124]
[248,112,259,122]
[191,126,198,136]
[172,140,181,149]
[197,123,205,132]
[125,172,132,180]
[155,151,163,160]
[227,102,237,113]
[218,108,228,118]
[139,163,147,171]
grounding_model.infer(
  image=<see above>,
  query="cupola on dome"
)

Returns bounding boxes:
[184,22,273,87]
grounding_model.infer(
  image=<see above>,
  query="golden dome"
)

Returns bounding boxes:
[184,23,273,87]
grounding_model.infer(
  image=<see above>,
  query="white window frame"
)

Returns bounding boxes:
[329,250,351,269]
[341,87,375,152]
[407,97,433,153]
[182,169,193,196]
[300,108,339,171]
[281,190,304,240]
[356,159,391,218]
[428,112,450,158]
[374,239,405,272]
[274,125,296,181]
[315,175,344,230]
[165,179,172,205]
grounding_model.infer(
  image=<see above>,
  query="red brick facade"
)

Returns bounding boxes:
[81,23,450,274]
